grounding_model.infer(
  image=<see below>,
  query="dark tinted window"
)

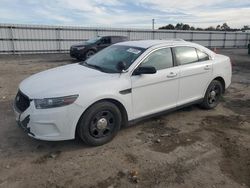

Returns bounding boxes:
[83,45,145,73]
[101,37,111,44]
[175,47,198,65]
[140,48,173,70]
[197,49,210,61]
[111,36,127,43]
[86,37,101,44]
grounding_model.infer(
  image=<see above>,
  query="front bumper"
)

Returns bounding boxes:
[70,48,86,59]
[13,100,84,141]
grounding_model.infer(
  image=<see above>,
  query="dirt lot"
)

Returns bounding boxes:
[0,49,249,188]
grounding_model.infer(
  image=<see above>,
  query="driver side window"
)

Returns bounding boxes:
[140,48,173,70]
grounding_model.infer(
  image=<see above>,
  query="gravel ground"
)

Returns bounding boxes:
[0,49,249,188]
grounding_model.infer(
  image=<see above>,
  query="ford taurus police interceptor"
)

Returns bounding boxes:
[13,40,232,146]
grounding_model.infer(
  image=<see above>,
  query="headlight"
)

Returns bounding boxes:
[77,46,85,50]
[34,95,79,109]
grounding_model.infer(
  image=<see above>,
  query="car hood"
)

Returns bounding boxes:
[19,63,118,99]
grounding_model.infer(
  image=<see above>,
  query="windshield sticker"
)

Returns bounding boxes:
[127,48,141,54]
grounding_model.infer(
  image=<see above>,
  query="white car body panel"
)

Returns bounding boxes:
[13,40,232,141]
[131,66,179,119]
[177,59,213,106]
[212,54,232,88]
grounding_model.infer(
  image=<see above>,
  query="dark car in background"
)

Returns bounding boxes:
[70,36,128,60]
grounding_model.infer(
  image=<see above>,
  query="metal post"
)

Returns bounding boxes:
[234,32,237,48]
[152,19,155,40]
[209,32,212,48]
[152,31,155,40]
[96,29,98,37]
[9,26,15,54]
[56,28,61,52]
[246,33,249,47]
[223,32,227,48]
[191,32,194,42]
[127,30,131,40]
[152,19,155,30]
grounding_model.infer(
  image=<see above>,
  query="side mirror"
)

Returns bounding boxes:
[133,66,157,75]
[116,61,127,72]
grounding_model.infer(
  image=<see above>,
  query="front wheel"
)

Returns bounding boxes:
[200,80,223,109]
[77,101,122,146]
[85,50,96,59]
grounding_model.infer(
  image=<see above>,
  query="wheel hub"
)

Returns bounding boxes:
[96,118,108,130]
[210,90,216,99]
[87,51,94,57]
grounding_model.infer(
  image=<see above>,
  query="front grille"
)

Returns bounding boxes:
[15,91,30,112]
[70,47,77,52]
[70,47,78,57]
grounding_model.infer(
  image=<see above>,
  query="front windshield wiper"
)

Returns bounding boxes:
[80,61,105,72]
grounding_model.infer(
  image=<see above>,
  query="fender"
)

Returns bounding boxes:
[73,94,131,138]
[202,75,226,97]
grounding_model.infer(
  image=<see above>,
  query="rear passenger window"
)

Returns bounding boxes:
[140,48,173,70]
[196,49,210,61]
[111,37,118,43]
[102,37,111,44]
[111,37,126,43]
[174,47,198,65]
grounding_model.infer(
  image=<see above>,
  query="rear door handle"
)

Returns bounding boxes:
[204,65,211,70]
[167,72,177,78]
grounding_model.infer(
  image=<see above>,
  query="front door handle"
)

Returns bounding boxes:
[167,72,177,78]
[204,65,211,70]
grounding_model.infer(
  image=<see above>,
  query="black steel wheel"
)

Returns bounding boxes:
[85,50,95,59]
[89,110,116,138]
[77,101,121,146]
[200,80,223,109]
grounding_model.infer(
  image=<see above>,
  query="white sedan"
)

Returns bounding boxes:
[13,40,232,146]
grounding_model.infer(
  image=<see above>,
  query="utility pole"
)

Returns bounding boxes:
[152,18,155,30]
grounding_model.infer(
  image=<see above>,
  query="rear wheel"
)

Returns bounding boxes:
[77,101,121,146]
[200,80,223,109]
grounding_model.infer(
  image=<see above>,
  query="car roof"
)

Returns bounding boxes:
[115,39,216,58]
[100,35,128,38]
[115,39,188,49]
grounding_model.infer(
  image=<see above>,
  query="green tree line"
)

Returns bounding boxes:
[159,23,250,32]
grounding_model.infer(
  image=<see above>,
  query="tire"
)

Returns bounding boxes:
[200,80,223,109]
[85,50,96,59]
[77,101,122,146]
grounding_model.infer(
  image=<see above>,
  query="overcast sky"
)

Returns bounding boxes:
[0,0,249,28]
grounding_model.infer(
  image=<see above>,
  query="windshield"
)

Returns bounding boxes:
[85,37,102,44]
[82,45,145,73]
